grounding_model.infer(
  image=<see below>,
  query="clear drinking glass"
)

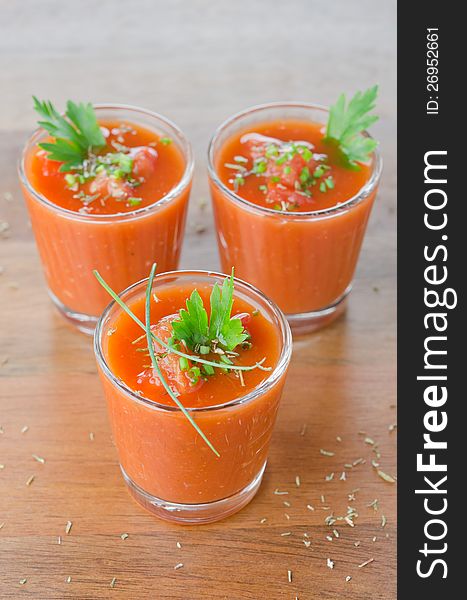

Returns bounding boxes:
[94,270,292,524]
[208,102,382,334]
[19,104,194,334]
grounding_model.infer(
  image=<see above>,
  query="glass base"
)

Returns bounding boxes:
[48,290,98,335]
[120,461,267,524]
[286,286,351,335]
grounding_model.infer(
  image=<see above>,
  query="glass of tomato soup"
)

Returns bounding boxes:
[94,270,291,524]
[19,104,193,334]
[208,102,382,334]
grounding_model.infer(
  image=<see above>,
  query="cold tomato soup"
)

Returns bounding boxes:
[20,106,192,330]
[96,275,290,510]
[209,107,380,331]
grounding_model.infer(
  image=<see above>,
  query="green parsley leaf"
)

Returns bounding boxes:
[171,271,248,354]
[208,271,248,351]
[171,290,210,350]
[324,85,379,168]
[33,97,106,172]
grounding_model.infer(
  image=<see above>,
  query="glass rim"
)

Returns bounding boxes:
[94,269,292,413]
[207,100,383,218]
[17,103,194,222]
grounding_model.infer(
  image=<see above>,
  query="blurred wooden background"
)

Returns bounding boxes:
[0,1,396,598]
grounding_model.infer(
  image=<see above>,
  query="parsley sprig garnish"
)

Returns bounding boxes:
[94,266,271,456]
[324,85,379,168]
[33,97,106,171]
[171,271,248,355]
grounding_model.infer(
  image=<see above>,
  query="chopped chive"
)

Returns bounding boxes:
[160,137,172,145]
[253,159,267,174]
[118,154,133,173]
[299,167,310,183]
[64,174,76,187]
[313,166,325,178]
[203,364,215,376]
[179,356,189,371]
[188,366,201,384]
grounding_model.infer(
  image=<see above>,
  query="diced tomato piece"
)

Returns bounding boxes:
[150,314,203,395]
[277,154,307,186]
[88,172,133,200]
[131,146,158,179]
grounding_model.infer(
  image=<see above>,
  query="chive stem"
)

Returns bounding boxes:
[144,263,220,457]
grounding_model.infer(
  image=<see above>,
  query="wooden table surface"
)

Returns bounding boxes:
[0,1,397,598]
